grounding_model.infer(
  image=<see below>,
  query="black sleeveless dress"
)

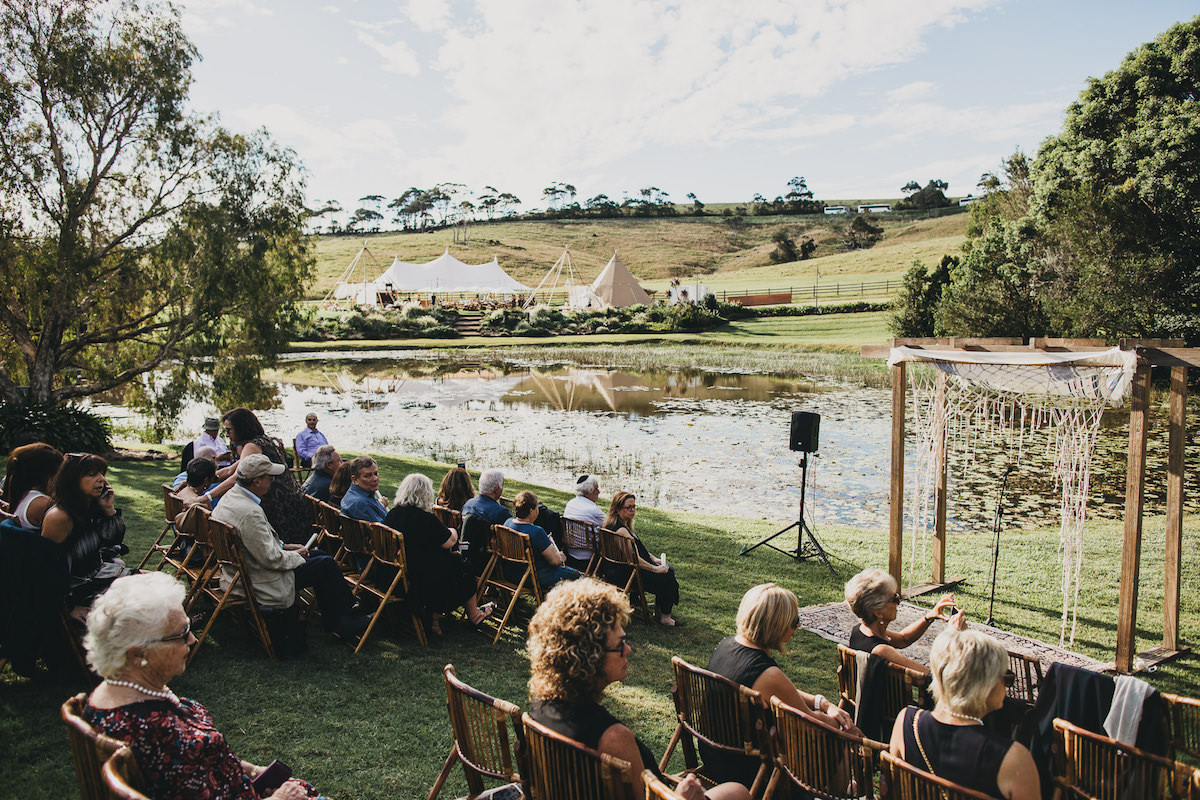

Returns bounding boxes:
[529,699,665,781]
[700,637,777,788]
[849,626,891,654]
[900,706,1011,799]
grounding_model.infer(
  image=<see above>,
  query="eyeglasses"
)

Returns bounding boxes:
[605,635,628,654]
[157,615,202,643]
[66,452,90,460]
[1002,669,1016,688]
[887,593,902,605]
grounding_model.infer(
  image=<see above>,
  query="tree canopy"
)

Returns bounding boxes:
[0,0,312,413]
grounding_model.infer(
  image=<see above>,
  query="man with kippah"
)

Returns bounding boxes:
[212,454,369,646]
[562,474,604,565]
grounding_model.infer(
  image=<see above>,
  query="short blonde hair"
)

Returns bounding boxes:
[844,568,897,625]
[929,627,1008,718]
[528,578,632,704]
[84,573,186,678]
[394,473,435,511]
[736,583,799,654]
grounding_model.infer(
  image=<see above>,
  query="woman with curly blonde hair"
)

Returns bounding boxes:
[528,579,748,800]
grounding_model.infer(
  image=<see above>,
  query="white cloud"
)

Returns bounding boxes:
[180,0,271,34]
[887,81,937,103]
[321,5,340,14]
[405,0,450,32]
[350,24,419,75]
[866,98,1065,146]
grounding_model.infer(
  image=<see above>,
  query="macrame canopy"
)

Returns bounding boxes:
[860,337,1197,674]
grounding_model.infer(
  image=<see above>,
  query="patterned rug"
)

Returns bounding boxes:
[798,600,1105,671]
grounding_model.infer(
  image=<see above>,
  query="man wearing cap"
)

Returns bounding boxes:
[562,474,604,565]
[294,413,328,468]
[193,417,230,462]
[212,454,369,643]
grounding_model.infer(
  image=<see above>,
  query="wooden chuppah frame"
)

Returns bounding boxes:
[860,337,1194,674]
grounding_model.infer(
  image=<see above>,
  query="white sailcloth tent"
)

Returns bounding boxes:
[589,252,651,308]
[373,248,529,295]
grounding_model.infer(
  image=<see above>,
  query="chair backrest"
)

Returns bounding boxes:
[160,484,178,523]
[836,644,859,707]
[339,515,373,560]
[561,516,599,555]
[367,521,406,571]
[180,441,195,467]
[1006,649,1043,704]
[444,664,523,783]
[491,524,536,567]
[881,751,995,800]
[520,713,635,800]
[670,656,771,758]
[1165,692,1200,761]
[1052,717,1176,800]
[102,747,150,800]
[62,693,124,800]
[836,644,930,728]
[597,526,638,566]
[642,769,686,800]
[433,505,463,533]
[163,491,185,525]
[770,695,883,800]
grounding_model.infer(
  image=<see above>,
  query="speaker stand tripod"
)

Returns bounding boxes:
[739,452,835,575]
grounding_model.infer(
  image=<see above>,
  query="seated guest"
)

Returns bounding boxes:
[339,456,386,523]
[193,416,230,463]
[461,468,508,525]
[294,413,328,469]
[42,453,134,608]
[703,583,856,791]
[504,491,580,590]
[174,457,220,512]
[83,572,331,799]
[562,474,604,567]
[3,442,63,530]
[211,455,369,642]
[845,568,955,673]
[171,445,216,489]
[602,491,682,626]
[328,462,353,509]
[890,621,1040,800]
[301,445,342,502]
[383,474,495,635]
[529,579,749,800]
[437,466,475,512]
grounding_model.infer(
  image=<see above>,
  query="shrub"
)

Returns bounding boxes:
[0,401,113,455]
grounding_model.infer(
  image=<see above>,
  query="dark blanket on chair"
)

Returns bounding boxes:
[856,652,891,741]
[0,520,71,675]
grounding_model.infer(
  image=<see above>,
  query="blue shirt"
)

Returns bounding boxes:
[462,494,509,526]
[302,469,333,501]
[340,483,385,523]
[294,428,328,460]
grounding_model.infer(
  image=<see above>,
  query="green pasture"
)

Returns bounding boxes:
[4,455,1197,799]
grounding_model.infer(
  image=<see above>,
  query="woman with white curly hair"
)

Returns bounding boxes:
[82,572,328,800]
[888,623,1040,799]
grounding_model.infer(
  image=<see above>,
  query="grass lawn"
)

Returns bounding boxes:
[4,454,1197,799]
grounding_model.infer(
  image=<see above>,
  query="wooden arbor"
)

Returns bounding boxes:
[860,337,1195,673]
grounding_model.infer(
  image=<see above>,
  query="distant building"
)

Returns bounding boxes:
[823,205,848,215]
[857,203,892,213]
[958,196,983,206]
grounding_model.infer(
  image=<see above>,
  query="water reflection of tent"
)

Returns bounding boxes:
[519,369,650,413]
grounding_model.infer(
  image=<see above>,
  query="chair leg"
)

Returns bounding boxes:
[425,747,460,800]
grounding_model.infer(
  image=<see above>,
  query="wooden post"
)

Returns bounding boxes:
[1163,365,1187,650]
[890,361,906,587]
[1115,362,1151,673]
[932,371,948,583]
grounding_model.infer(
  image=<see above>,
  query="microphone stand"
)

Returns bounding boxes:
[985,465,1014,627]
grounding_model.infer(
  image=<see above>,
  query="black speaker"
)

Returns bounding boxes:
[789,411,820,452]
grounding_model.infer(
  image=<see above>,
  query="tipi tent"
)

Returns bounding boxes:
[590,252,651,308]
[373,248,529,294]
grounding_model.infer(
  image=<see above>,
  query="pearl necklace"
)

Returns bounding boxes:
[945,709,984,725]
[105,678,180,705]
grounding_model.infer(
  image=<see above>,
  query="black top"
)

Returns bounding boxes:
[849,625,891,654]
[901,706,1011,799]
[699,637,777,789]
[383,504,474,611]
[529,699,664,780]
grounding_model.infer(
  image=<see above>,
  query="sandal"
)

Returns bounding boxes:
[469,603,497,628]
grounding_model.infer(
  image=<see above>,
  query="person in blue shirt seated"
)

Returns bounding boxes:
[460,468,509,525]
[504,490,580,590]
[174,457,221,512]
[170,446,216,490]
[301,445,342,503]
[293,413,328,468]
[339,456,386,523]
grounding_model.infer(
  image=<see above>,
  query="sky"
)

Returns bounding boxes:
[177,0,1198,218]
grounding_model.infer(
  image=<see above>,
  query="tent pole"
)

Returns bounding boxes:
[889,357,906,588]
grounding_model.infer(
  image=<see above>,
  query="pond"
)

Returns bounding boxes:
[97,350,1200,534]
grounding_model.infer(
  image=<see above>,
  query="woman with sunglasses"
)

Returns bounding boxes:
[844,568,956,673]
[528,579,748,800]
[889,624,1040,800]
[602,491,682,626]
[83,572,329,800]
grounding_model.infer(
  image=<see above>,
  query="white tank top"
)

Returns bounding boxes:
[14,489,49,530]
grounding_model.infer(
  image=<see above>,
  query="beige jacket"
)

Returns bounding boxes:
[211,483,305,610]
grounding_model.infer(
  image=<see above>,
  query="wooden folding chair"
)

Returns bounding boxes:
[177,505,217,611]
[1165,692,1200,761]
[477,525,546,644]
[659,656,773,797]
[836,644,931,738]
[594,526,653,623]
[187,517,276,663]
[560,516,600,575]
[136,484,185,570]
[1006,649,1043,705]
[289,438,313,480]
[315,501,349,567]
[338,514,376,587]
[346,521,427,652]
[766,695,887,800]
[520,713,635,800]
[644,770,687,800]
[103,747,150,800]
[1052,717,1178,800]
[427,664,523,800]
[881,751,995,800]
[62,693,124,800]
[433,505,463,533]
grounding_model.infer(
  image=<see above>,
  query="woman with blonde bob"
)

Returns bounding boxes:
[845,567,955,673]
[889,624,1040,800]
[82,572,328,800]
[702,583,856,791]
[528,579,748,800]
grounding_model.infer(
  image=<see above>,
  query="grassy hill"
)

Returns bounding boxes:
[309,209,967,300]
